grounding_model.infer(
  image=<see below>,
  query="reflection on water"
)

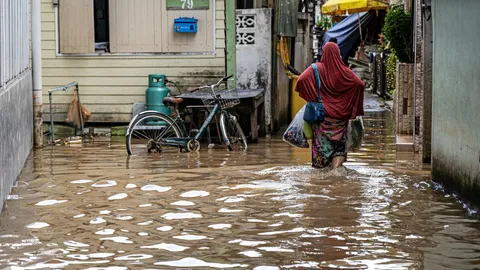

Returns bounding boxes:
[1,111,480,269]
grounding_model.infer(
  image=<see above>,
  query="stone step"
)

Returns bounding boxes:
[396,135,414,152]
[43,123,127,138]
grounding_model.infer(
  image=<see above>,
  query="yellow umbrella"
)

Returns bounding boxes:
[321,0,389,15]
[321,0,389,52]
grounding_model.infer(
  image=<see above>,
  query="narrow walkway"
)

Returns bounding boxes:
[0,107,478,269]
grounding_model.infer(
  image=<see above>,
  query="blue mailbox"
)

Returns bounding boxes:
[174,17,198,33]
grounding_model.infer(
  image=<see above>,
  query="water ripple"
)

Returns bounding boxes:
[1,112,479,270]
[180,191,210,198]
[154,257,248,268]
[141,243,189,252]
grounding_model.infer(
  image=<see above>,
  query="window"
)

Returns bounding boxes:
[236,0,268,9]
[237,0,254,9]
[94,0,109,51]
[58,0,214,54]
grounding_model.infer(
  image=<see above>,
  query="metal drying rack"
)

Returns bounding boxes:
[45,82,84,144]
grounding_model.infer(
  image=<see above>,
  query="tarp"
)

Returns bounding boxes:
[321,0,389,15]
[323,12,372,60]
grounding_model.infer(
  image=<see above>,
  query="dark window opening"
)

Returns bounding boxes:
[237,0,254,9]
[94,0,110,52]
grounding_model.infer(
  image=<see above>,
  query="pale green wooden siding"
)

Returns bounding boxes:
[40,0,225,123]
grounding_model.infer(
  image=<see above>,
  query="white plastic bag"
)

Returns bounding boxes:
[347,116,365,152]
[283,105,309,148]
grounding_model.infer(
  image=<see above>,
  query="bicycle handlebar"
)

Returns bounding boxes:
[223,74,234,81]
[188,74,233,92]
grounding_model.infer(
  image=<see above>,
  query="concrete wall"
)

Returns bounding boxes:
[422,17,433,163]
[0,71,33,211]
[394,63,414,135]
[273,52,291,132]
[413,0,423,152]
[413,0,433,162]
[236,8,272,129]
[432,0,480,205]
[294,13,313,72]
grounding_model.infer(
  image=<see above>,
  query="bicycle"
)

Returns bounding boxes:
[125,75,248,155]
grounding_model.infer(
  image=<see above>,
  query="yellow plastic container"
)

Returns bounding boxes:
[290,77,313,140]
[304,122,313,140]
[290,77,307,120]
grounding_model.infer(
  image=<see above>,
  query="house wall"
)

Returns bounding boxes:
[0,0,32,211]
[0,72,33,212]
[422,17,433,162]
[431,0,480,205]
[40,0,226,123]
[413,0,433,162]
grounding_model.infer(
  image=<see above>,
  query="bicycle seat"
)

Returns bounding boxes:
[162,97,183,105]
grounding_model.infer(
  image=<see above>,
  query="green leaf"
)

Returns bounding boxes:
[382,5,413,63]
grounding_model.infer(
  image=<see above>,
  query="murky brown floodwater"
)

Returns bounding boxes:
[1,110,480,270]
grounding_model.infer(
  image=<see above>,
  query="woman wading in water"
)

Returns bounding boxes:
[296,42,364,169]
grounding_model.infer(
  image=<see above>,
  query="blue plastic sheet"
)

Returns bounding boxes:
[323,12,372,60]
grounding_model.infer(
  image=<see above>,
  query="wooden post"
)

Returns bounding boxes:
[250,94,265,142]
[372,54,378,94]
[76,86,85,136]
[258,101,265,136]
[268,0,275,8]
[250,103,259,143]
[379,53,386,97]
[225,0,236,89]
[358,13,363,44]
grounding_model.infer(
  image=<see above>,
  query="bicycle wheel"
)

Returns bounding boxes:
[126,112,182,155]
[220,111,248,152]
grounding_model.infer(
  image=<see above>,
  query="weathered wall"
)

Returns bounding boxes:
[40,0,226,123]
[413,0,433,162]
[236,8,272,129]
[294,13,312,72]
[413,0,423,152]
[394,63,414,135]
[431,0,480,205]
[403,0,412,12]
[422,18,432,162]
[273,53,291,131]
[0,71,33,211]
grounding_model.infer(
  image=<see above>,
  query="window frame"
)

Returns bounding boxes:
[54,1,217,57]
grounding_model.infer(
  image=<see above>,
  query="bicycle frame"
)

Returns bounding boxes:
[127,75,232,153]
[158,102,221,151]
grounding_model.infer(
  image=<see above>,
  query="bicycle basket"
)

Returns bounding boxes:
[195,89,241,110]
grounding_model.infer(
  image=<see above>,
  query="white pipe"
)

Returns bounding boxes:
[358,13,363,44]
[32,0,42,91]
[32,0,43,147]
[55,6,59,55]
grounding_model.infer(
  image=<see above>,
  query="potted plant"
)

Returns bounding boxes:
[382,5,413,63]
[381,5,414,135]
[315,16,333,32]
[315,19,322,31]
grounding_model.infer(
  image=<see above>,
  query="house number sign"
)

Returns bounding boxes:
[166,0,210,10]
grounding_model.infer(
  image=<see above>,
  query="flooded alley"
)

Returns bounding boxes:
[1,110,479,270]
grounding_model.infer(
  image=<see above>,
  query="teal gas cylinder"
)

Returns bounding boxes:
[146,74,171,114]
[146,74,171,125]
